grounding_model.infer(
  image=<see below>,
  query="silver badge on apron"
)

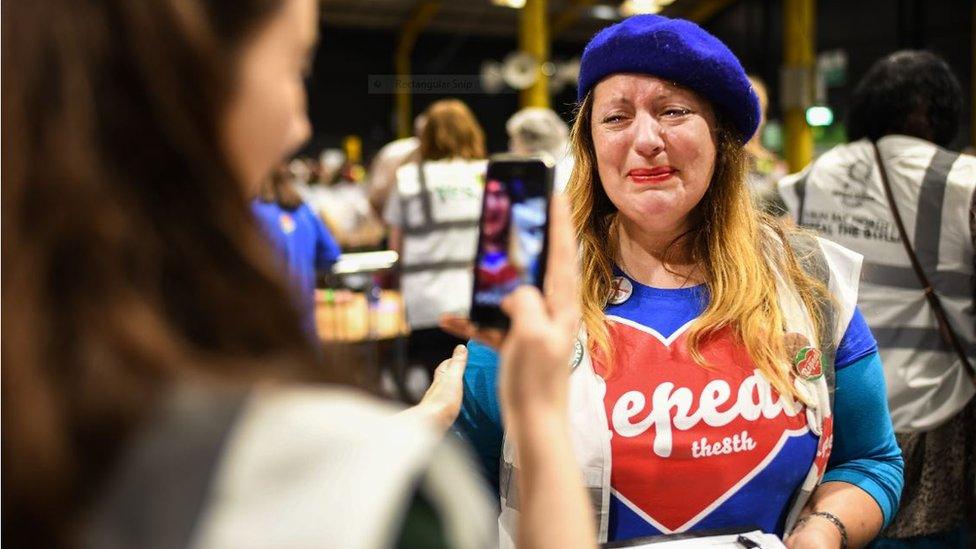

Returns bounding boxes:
[570,337,584,370]
[608,276,633,306]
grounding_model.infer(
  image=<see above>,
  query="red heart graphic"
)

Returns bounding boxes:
[595,319,811,533]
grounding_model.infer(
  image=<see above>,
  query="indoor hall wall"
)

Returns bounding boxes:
[304,26,396,161]
[308,2,972,165]
[305,24,586,164]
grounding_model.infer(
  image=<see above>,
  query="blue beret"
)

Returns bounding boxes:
[577,14,760,142]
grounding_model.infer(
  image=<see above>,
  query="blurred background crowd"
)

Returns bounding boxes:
[281,0,972,398]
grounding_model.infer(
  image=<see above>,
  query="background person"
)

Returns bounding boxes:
[253,164,341,341]
[1,1,596,547]
[368,115,427,216]
[295,149,385,250]
[506,107,574,193]
[384,99,487,391]
[778,50,975,548]
[453,15,903,548]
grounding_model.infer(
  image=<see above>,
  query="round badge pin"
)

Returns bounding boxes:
[608,276,633,306]
[569,338,584,370]
[792,346,824,381]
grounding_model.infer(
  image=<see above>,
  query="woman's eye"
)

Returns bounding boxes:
[662,107,692,117]
[602,114,626,124]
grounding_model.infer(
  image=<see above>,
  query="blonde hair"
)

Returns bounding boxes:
[419,99,486,161]
[567,92,831,401]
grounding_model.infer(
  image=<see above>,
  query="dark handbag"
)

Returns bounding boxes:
[871,141,976,387]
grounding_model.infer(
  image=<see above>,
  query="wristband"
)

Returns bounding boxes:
[797,511,849,549]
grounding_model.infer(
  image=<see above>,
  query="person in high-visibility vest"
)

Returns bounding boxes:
[779,50,975,547]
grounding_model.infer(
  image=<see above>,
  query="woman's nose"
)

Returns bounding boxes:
[632,111,665,158]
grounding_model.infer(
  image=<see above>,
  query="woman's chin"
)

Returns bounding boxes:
[617,206,690,236]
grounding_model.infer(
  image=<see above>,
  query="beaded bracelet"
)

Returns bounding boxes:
[795,511,849,549]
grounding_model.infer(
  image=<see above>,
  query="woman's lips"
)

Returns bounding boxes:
[627,167,676,184]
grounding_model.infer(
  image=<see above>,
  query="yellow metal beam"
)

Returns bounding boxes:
[394,1,441,139]
[783,0,815,172]
[519,0,550,108]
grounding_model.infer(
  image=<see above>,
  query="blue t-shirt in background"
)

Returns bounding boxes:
[253,200,341,338]
[453,274,902,540]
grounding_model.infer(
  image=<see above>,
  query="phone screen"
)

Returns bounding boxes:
[470,157,553,327]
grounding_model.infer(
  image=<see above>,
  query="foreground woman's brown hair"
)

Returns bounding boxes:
[2,1,323,544]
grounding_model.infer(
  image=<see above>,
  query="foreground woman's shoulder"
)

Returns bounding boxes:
[85,384,496,549]
[203,385,497,548]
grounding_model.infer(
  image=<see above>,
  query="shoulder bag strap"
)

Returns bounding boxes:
[871,141,975,386]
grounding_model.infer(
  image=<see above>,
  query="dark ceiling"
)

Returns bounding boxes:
[320,0,736,42]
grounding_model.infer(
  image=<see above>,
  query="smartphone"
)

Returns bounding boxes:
[470,155,554,328]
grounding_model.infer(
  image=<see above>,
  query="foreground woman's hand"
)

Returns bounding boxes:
[498,194,596,549]
[400,344,467,432]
